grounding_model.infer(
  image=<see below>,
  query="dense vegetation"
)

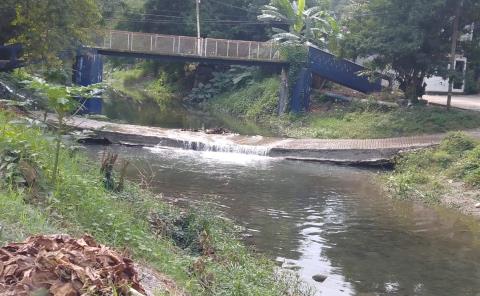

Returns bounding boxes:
[209,80,480,139]
[0,109,312,295]
[341,0,480,102]
[387,132,480,205]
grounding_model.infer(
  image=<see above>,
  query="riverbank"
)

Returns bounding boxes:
[0,109,311,295]
[208,78,480,139]
[386,132,480,218]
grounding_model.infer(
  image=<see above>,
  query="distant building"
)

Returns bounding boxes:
[425,23,476,94]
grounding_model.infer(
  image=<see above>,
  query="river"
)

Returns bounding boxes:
[86,143,480,296]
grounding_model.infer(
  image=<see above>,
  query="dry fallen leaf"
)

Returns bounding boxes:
[0,234,145,296]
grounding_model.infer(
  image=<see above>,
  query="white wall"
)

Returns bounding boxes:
[424,56,467,93]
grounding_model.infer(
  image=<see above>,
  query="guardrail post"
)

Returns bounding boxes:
[215,40,218,57]
[127,33,130,51]
[177,37,181,54]
[205,39,208,56]
[257,43,260,59]
[226,41,230,57]
[150,35,153,51]
[236,43,239,58]
[248,42,252,59]
[269,43,273,60]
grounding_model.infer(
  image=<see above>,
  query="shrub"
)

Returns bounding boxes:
[431,150,454,168]
[439,132,477,154]
[211,77,280,120]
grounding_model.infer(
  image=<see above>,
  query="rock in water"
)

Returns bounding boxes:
[475,203,480,208]
[312,274,328,283]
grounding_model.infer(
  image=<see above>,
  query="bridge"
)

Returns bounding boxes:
[0,44,23,72]
[72,29,381,112]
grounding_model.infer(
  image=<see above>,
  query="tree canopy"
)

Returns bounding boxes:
[13,0,101,67]
[341,0,480,101]
[117,0,271,41]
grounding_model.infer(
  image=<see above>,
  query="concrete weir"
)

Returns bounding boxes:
[41,114,465,166]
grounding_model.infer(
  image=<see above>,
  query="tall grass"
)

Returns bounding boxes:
[387,132,480,203]
[0,111,312,295]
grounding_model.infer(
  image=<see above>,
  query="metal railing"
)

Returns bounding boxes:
[94,30,282,62]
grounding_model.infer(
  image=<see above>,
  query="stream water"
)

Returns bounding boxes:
[101,95,275,136]
[86,144,480,296]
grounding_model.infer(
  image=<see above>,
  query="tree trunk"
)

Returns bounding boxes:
[278,67,289,115]
[447,0,463,110]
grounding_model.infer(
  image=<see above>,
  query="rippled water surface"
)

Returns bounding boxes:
[87,145,480,296]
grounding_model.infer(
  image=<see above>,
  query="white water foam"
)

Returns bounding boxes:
[158,130,272,156]
[181,139,271,156]
[145,146,274,166]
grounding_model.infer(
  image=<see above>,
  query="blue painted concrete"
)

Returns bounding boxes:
[291,68,312,113]
[73,48,103,86]
[308,46,381,94]
[291,46,382,113]
[73,49,103,114]
[0,44,23,71]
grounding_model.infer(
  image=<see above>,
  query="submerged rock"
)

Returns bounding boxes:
[312,274,328,283]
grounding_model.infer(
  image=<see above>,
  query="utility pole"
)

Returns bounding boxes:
[196,0,202,56]
[447,0,463,110]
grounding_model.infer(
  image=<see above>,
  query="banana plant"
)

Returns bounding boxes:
[258,0,342,51]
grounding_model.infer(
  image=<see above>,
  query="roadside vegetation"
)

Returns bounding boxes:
[0,109,312,295]
[386,132,480,208]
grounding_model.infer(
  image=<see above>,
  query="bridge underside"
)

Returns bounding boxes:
[96,48,287,68]
[0,44,23,72]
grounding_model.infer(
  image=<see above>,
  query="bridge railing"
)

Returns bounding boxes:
[94,30,282,62]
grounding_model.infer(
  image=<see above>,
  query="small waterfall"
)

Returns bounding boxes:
[181,139,271,156]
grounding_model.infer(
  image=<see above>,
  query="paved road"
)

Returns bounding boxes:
[424,94,480,111]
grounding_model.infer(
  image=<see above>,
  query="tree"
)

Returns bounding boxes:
[120,0,271,41]
[258,0,341,50]
[341,0,480,102]
[0,0,18,45]
[8,0,102,69]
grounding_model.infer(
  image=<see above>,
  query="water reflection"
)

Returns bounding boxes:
[101,94,274,136]
[86,145,480,296]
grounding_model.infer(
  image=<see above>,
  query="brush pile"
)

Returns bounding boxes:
[0,234,145,296]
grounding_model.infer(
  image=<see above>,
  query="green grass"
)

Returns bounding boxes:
[209,77,280,121]
[0,111,311,296]
[209,79,480,139]
[386,132,480,203]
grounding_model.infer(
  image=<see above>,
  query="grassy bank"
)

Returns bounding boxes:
[386,132,480,213]
[209,78,480,139]
[0,110,310,295]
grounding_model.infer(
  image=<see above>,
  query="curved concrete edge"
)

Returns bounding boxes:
[36,113,475,167]
[80,126,439,167]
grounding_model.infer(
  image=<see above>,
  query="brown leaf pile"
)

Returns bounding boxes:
[0,234,146,296]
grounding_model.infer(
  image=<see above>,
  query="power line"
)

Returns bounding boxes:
[206,0,257,13]
[105,17,286,25]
